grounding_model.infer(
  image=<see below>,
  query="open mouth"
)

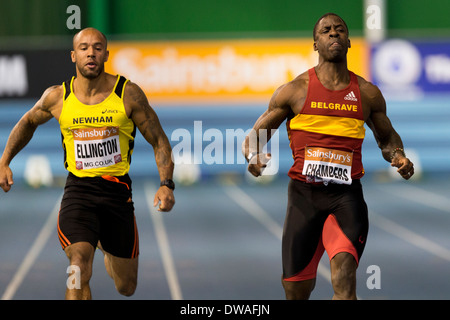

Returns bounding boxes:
[86,62,97,69]
[330,42,342,48]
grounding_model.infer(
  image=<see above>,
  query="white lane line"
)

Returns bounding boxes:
[223,184,283,239]
[370,211,450,262]
[144,184,183,300]
[380,184,450,214]
[2,194,62,300]
[223,184,332,284]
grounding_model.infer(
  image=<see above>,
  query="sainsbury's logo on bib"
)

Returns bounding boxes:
[303,146,353,185]
[72,126,122,170]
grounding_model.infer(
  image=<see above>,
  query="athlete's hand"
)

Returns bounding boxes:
[153,186,175,212]
[0,164,14,192]
[391,156,414,180]
[247,153,272,177]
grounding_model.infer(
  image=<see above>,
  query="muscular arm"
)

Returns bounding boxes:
[125,82,175,211]
[363,82,414,179]
[0,86,60,192]
[242,84,293,177]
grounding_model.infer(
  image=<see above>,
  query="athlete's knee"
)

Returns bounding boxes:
[112,263,138,296]
[116,279,137,297]
[65,243,95,284]
[330,253,357,299]
[282,277,316,300]
[106,254,138,296]
[331,271,356,299]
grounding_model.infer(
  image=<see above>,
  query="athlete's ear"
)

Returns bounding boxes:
[104,50,109,63]
[348,39,351,48]
[313,41,318,51]
[71,50,76,63]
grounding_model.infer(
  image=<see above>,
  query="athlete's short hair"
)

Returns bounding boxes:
[72,27,108,49]
[313,13,349,41]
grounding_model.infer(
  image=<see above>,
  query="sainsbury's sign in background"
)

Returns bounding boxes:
[0,38,368,104]
[4,39,450,104]
[105,38,368,105]
[370,39,450,98]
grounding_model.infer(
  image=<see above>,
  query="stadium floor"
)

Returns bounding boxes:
[1,171,449,300]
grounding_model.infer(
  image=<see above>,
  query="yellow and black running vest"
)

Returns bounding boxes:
[59,75,136,178]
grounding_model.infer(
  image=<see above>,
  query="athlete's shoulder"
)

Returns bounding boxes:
[286,70,309,90]
[41,84,64,109]
[273,70,309,105]
[266,70,308,117]
[123,79,146,100]
[356,75,384,101]
[274,70,308,96]
[122,79,152,114]
[355,74,386,114]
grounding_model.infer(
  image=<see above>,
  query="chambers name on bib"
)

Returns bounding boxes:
[302,146,353,185]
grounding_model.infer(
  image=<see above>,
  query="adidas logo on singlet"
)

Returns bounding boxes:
[344,91,357,101]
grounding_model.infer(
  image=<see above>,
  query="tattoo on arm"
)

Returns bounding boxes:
[1,91,54,165]
[1,116,36,165]
[129,84,174,180]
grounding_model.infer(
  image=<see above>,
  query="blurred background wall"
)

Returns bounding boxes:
[3,0,450,40]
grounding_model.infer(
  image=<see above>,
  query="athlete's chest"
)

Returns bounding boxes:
[75,91,110,105]
[301,83,363,120]
[60,95,131,130]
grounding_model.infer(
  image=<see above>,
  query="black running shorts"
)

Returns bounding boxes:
[282,179,368,281]
[58,173,139,259]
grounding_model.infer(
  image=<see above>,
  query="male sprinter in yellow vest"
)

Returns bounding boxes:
[243,13,414,300]
[0,28,175,299]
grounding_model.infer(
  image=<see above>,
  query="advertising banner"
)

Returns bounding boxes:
[0,38,368,103]
[370,39,450,98]
[106,38,368,105]
[0,49,74,99]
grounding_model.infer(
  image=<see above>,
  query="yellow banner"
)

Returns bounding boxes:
[105,38,368,105]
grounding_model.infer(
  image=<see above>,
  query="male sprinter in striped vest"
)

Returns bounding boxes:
[243,13,414,300]
[0,28,175,299]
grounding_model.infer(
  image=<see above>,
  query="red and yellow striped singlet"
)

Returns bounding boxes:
[286,68,365,184]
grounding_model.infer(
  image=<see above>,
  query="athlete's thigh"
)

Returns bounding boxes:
[58,175,101,250]
[98,175,139,259]
[98,200,139,259]
[328,181,369,262]
[106,252,138,281]
[282,179,327,279]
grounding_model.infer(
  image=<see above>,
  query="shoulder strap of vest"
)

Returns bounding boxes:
[114,75,127,98]
[307,67,319,85]
[349,71,358,84]
[63,77,73,101]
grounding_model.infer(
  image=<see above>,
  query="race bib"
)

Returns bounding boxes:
[72,126,122,170]
[302,146,353,185]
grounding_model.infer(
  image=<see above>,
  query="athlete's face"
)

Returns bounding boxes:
[71,29,109,79]
[313,15,350,63]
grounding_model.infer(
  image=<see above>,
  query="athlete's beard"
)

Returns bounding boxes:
[328,54,346,63]
[326,47,348,63]
[77,63,104,79]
